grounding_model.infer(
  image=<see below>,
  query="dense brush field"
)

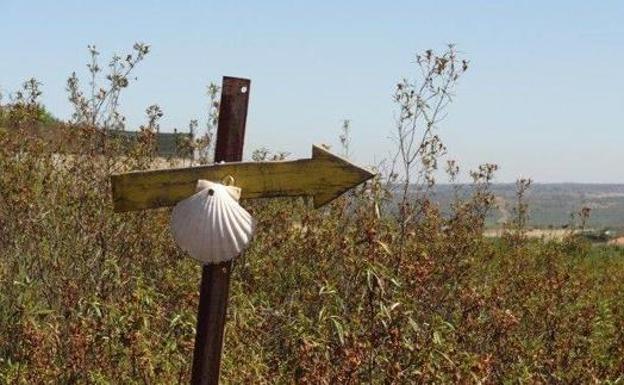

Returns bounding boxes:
[2,124,624,384]
[3,44,624,384]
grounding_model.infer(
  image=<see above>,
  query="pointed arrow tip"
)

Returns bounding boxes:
[311,145,376,208]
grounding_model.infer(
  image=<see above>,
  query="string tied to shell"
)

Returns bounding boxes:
[170,178,255,264]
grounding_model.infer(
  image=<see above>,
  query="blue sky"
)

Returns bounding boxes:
[1,1,623,182]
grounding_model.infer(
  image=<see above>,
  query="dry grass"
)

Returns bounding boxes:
[2,124,624,384]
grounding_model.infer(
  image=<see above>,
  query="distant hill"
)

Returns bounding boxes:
[425,183,624,230]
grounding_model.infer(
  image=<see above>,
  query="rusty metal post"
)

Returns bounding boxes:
[190,76,250,385]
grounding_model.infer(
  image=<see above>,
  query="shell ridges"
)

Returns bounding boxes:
[170,180,255,264]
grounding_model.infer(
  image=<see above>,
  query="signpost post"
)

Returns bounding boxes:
[189,76,249,385]
[110,76,375,384]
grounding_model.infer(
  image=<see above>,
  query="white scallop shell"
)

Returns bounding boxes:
[170,179,255,264]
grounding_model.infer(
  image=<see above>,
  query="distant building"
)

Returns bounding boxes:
[107,130,193,158]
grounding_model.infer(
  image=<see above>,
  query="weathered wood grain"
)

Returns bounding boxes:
[111,145,375,212]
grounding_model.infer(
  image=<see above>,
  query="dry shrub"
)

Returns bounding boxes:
[2,46,624,385]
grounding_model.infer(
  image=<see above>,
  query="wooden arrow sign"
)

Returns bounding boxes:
[110,76,375,385]
[111,145,375,212]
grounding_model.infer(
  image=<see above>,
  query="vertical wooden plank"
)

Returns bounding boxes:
[190,261,232,385]
[190,76,250,385]
[214,77,250,162]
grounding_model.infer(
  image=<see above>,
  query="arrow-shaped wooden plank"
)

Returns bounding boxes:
[111,145,375,212]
